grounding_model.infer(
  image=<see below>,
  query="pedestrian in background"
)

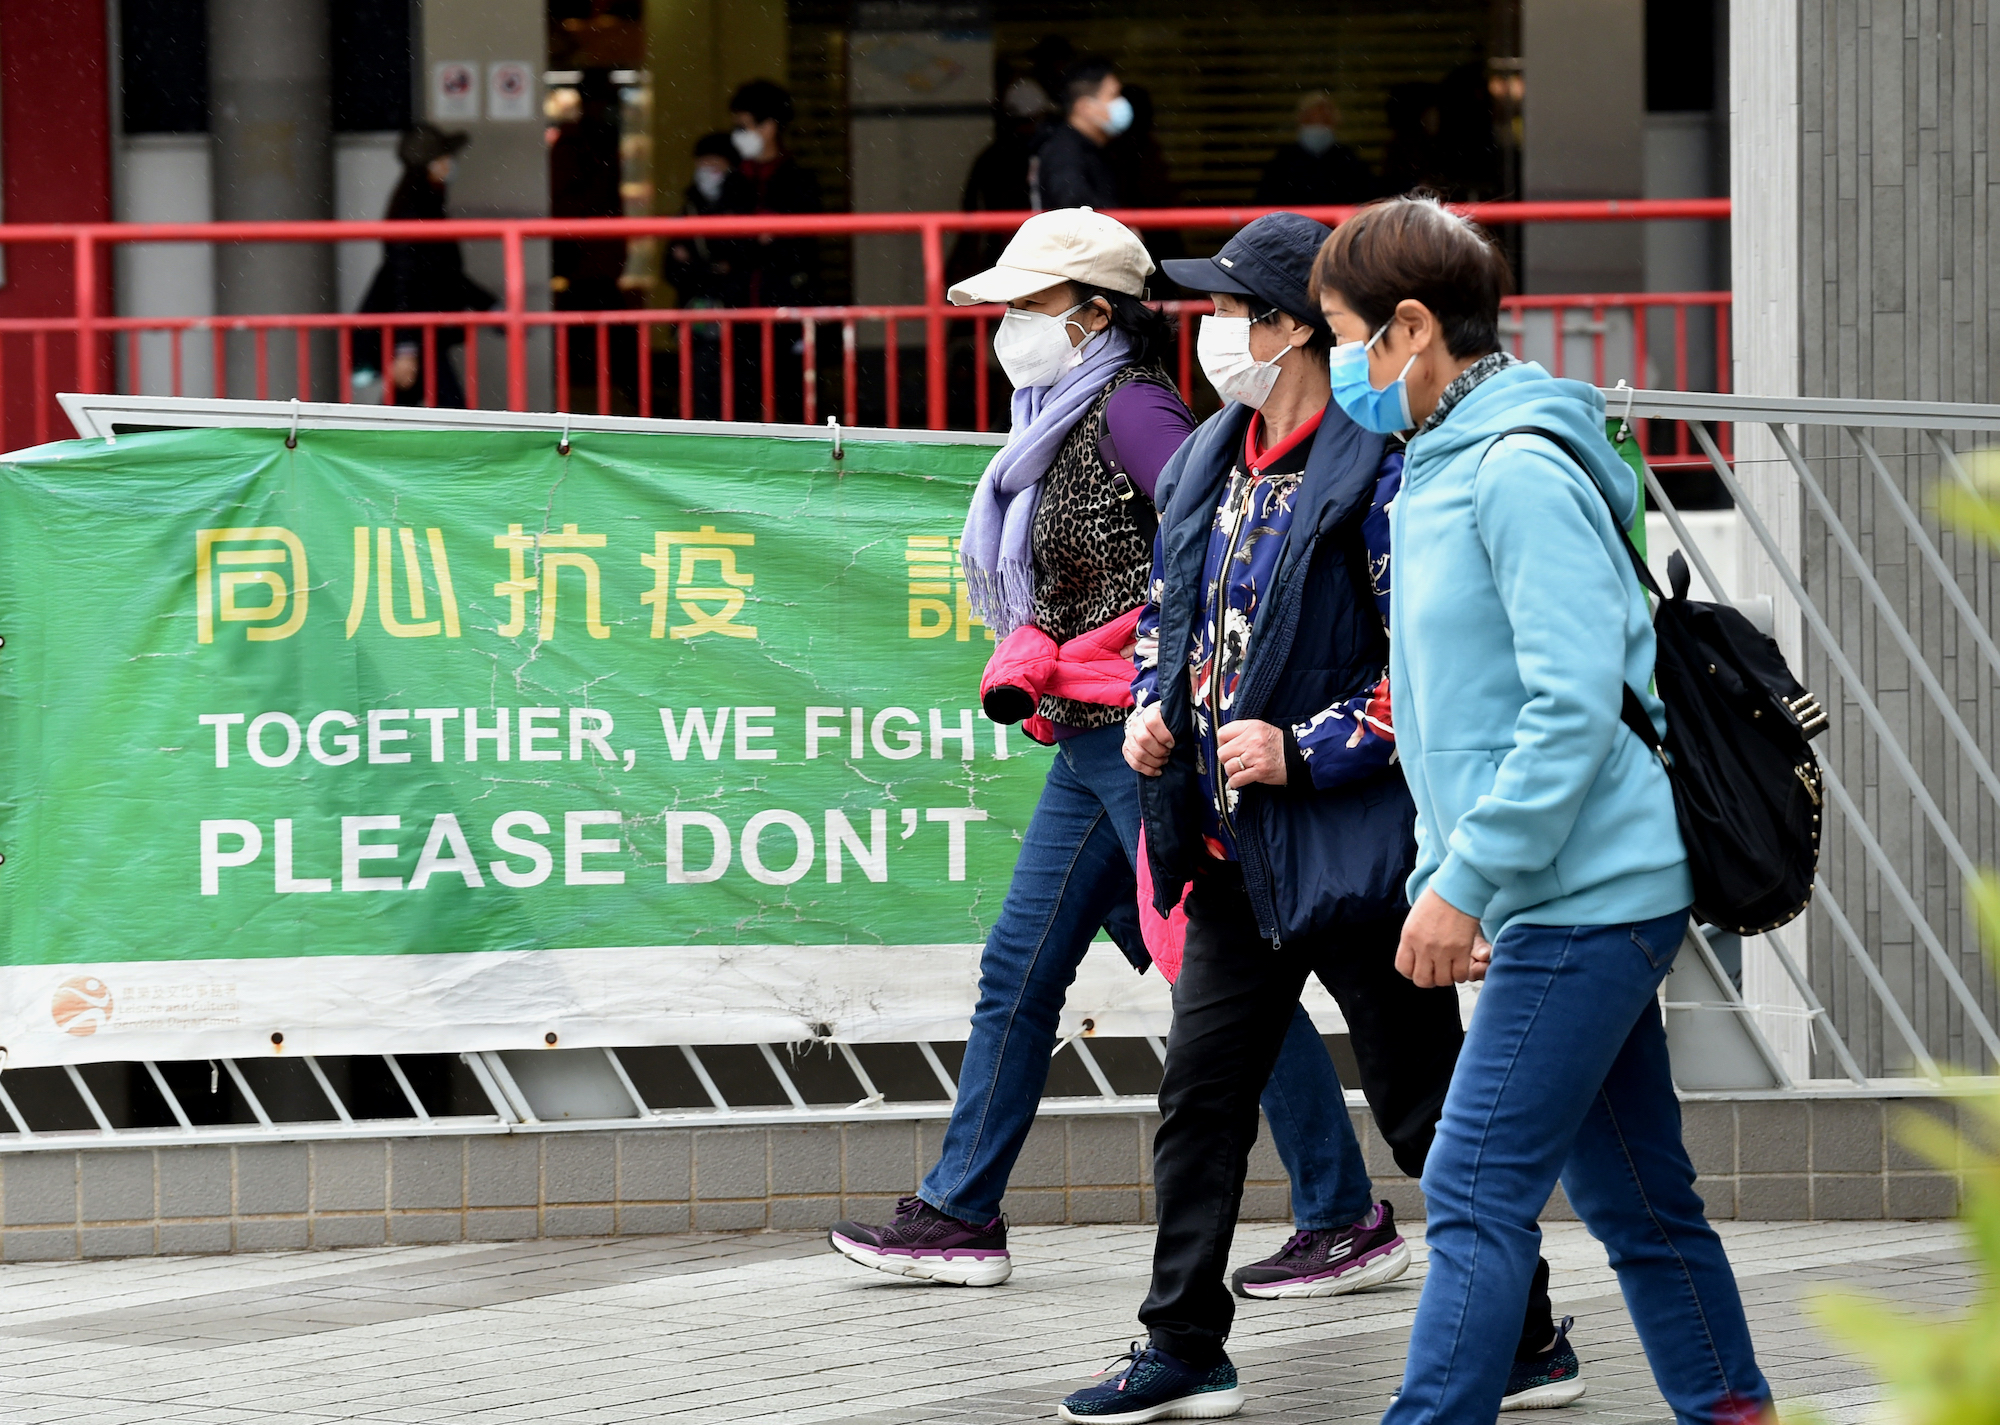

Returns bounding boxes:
[728,78,821,421]
[664,132,749,420]
[1315,196,1771,1425]
[1256,92,1380,208]
[354,124,496,408]
[1033,58,1129,211]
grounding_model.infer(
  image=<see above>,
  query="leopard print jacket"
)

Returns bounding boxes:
[1028,363,1183,730]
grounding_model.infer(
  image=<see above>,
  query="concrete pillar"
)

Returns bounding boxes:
[1521,0,1645,293]
[1728,0,1810,1078]
[418,0,551,406]
[115,135,216,396]
[208,0,335,397]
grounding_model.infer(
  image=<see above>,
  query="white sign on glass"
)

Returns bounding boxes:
[487,61,537,121]
[431,61,479,121]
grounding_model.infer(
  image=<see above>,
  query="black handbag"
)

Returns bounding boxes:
[1495,428,1830,934]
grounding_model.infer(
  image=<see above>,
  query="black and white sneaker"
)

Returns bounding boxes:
[828,1196,1011,1286]
[1230,1201,1411,1299]
[1499,1315,1586,1410]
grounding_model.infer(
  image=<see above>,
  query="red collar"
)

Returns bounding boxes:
[1245,406,1325,474]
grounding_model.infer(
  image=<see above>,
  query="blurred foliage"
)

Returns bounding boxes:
[1804,463,2000,1422]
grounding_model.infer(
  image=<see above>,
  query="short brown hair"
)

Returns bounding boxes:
[1310,195,1512,358]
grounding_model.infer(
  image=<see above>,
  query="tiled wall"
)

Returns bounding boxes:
[0,1095,1970,1260]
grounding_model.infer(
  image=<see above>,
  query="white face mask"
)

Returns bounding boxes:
[731,127,766,161]
[994,302,1091,389]
[693,167,727,201]
[1197,314,1288,410]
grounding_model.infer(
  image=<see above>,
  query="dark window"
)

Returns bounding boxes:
[121,0,208,135]
[333,0,414,133]
[1646,0,1717,113]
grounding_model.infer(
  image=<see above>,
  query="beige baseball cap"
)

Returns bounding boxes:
[946,207,1155,305]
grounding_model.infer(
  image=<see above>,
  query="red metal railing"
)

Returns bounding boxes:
[0,199,1730,452]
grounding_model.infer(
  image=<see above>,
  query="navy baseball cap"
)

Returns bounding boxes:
[1161,212,1334,333]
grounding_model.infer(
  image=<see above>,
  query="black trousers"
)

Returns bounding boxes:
[1140,862,1554,1368]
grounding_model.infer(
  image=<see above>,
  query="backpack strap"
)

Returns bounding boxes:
[1100,408,1161,547]
[1486,426,1670,769]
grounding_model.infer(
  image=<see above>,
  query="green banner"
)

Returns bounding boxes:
[0,426,1047,974]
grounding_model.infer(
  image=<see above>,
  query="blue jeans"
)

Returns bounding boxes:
[921,722,1369,1229]
[1385,911,1770,1425]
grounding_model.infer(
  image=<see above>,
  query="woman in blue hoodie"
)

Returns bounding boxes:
[1313,197,1772,1425]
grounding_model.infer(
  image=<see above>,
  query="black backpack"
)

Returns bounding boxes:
[1497,428,1830,934]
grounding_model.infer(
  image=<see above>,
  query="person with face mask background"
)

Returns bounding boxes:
[1032,57,1132,211]
[1058,212,1570,1423]
[1254,92,1382,209]
[664,132,750,421]
[826,211,1384,1304]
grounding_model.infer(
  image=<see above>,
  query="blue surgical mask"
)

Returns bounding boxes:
[1104,95,1134,136]
[1297,123,1336,156]
[1328,322,1417,433]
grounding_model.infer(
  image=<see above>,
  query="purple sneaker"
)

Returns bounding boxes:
[1229,1201,1411,1300]
[828,1196,1012,1286]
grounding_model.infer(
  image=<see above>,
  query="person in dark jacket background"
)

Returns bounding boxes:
[1254,92,1380,208]
[355,124,496,408]
[665,131,750,420]
[1033,58,1128,211]
[728,79,821,308]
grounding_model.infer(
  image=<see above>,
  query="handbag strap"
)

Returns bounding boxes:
[1486,426,1668,765]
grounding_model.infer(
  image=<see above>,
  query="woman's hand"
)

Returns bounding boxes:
[1396,889,1483,987]
[1124,704,1174,776]
[1216,719,1287,788]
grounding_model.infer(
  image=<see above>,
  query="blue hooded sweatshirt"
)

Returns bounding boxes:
[1390,362,1692,938]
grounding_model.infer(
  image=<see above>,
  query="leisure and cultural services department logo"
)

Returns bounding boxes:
[51,976,113,1036]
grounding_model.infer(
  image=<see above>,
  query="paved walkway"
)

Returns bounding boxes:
[0,1219,1967,1423]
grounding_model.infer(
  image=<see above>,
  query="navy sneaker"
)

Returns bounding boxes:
[827,1196,1011,1286]
[1500,1315,1586,1411]
[1059,1341,1244,1423]
[1230,1200,1411,1299]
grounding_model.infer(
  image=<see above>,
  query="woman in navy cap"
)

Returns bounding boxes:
[1059,213,1566,1423]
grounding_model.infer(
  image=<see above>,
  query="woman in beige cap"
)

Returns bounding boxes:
[828,210,1365,1299]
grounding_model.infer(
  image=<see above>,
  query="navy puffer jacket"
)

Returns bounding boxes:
[1140,402,1417,947]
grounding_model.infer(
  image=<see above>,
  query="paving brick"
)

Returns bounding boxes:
[236,1218,311,1252]
[1811,1174,1884,1220]
[235,1143,309,1215]
[1008,1119,1066,1189]
[1737,1174,1810,1220]
[691,1199,767,1231]
[618,1131,692,1201]
[998,1189,1065,1225]
[311,1140,387,1212]
[1884,1173,1958,1218]
[1694,1175,1739,1220]
[1245,1114,1286,1183]
[79,1151,154,1223]
[545,1206,615,1237]
[694,1129,770,1200]
[769,1126,841,1196]
[2,1153,77,1226]
[1240,1184,1289,1222]
[1067,1118,1143,1188]
[157,1145,232,1218]
[840,1121,917,1196]
[1737,1100,1810,1174]
[618,1203,691,1235]
[545,1134,616,1204]
[159,1221,234,1255]
[388,1211,464,1244]
[309,1215,387,1249]
[1067,1189,1142,1224]
[1679,1102,1737,1176]
[389,1138,465,1210]
[0,1227,74,1261]
[80,1225,154,1258]
[1811,1100,1884,1173]
[466,1208,540,1242]
[770,1195,840,1231]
